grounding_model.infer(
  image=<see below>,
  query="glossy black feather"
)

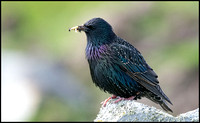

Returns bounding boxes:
[76,18,173,112]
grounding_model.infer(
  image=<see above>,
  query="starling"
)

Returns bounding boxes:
[69,18,173,112]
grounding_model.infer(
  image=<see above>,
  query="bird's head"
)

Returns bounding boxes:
[69,18,116,45]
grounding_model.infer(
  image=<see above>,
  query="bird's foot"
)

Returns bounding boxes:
[101,95,118,107]
[114,96,136,103]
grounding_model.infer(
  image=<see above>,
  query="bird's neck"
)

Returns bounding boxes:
[86,31,116,45]
[85,32,116,60]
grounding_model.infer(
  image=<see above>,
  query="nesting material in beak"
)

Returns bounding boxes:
[69,24,85,32]
[69,26,79,32]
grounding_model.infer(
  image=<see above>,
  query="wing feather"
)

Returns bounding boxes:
[111,42,172,104]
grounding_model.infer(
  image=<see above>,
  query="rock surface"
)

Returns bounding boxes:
[94,99,199,122]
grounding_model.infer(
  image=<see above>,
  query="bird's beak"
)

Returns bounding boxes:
[69,25,85,32]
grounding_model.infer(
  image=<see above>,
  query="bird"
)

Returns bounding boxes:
[69,17,173,112]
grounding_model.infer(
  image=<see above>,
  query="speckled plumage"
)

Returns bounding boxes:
[70,18,173,112]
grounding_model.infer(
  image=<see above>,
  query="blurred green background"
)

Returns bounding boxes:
[1,1,199,121]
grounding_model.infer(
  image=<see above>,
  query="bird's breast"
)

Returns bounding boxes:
[85,44,109,60]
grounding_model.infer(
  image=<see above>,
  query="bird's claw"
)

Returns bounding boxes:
[101,95,118,107]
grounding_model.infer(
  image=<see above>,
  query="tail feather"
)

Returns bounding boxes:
[159,100,173,113]
[144,92,173,113]
[156,86,173,105]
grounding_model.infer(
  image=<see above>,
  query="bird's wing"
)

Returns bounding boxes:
[110,42,172,104]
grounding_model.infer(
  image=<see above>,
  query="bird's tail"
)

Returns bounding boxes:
[144,92,173,113]
[159,100,173,113]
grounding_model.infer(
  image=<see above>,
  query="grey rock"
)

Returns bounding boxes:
[94,99,199,122]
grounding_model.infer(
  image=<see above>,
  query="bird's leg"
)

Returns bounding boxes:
[126,96,136,100]
[114,92,140,103]
[101,95,118,107]
[113,96,135,103]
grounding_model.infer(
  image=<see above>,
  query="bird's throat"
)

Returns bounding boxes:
[85,43,109,60]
